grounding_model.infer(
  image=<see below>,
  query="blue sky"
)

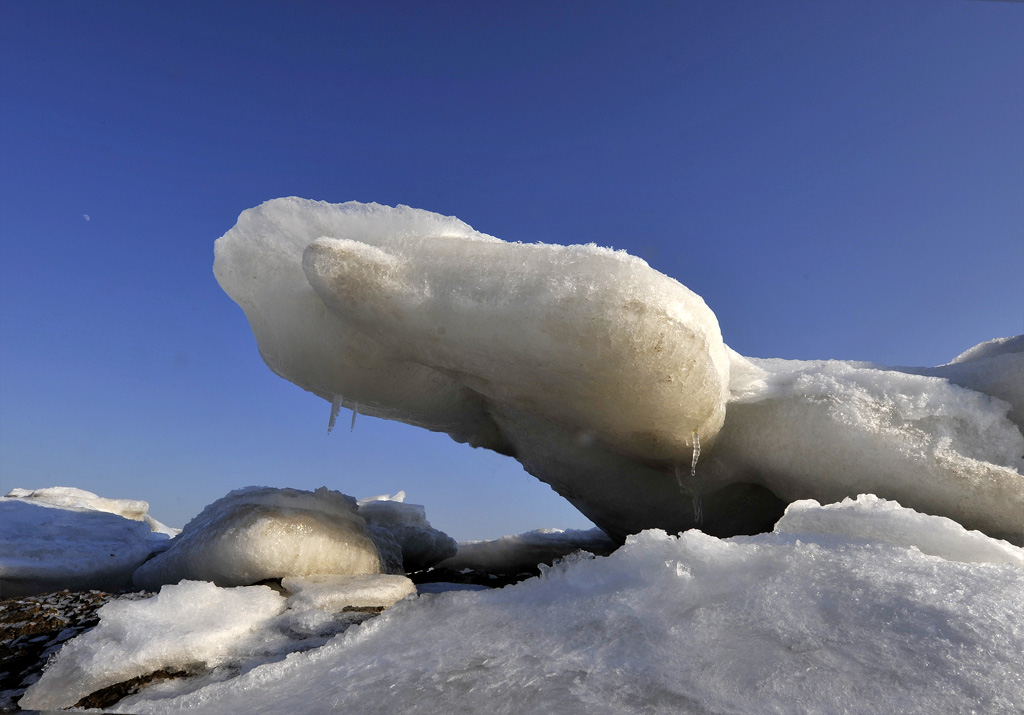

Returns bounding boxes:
[1,1,1021,539]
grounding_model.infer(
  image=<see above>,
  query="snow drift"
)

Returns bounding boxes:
[214,198,1023,543]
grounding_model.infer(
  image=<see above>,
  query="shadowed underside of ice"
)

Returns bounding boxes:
[215,198,1023,543]
[87,497,1023,715]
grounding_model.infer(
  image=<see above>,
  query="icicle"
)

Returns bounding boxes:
[328,395,344,434]
[690,430,703,525]
[350,402,359,432]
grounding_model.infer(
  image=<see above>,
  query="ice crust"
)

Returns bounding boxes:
[0,491,171,597]
[132,487,383,590]
[438,527,617,574]
[5,485,179,535]
[214,198,1023,542]
[357,492,457,571]
[103,497,1024,715]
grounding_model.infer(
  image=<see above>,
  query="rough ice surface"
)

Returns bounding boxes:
[437,527,617,575]
[356,492,457,571]
[0,491,170,597]
[133,487,383,591]
[712,349,1024,544]
[215,198,730,540]
[282,574,416,611]
[19,580,289,711]
[108,497,1024,715]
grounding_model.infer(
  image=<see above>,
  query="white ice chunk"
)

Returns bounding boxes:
[776,494,1024,566]
[282,573,416,611]
[357,495,456,571]
[215,198,726,539]
[19,580,287,711]
[133,487,383,590]
[437,527,617,574]
[0,496,169,598]
[116,498,1024,715]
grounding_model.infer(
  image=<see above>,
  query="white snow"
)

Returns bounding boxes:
[0,491,171,597]
[437,527,617,574]
[357,493,456,571]
[88,496,1022,715]
[133,487,384,591]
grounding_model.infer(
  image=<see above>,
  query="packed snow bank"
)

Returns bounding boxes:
[215,198,732,539]
[710,351,1024,544]
[438,527,617,574]
[19,581,288,711]
[215,199,1022,542]
[133,487,384,591]
[0,492,170,597]
[106,497,1023,715]
[357,492,456,571]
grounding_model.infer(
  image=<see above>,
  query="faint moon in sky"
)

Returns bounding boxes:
[83,214,90,222]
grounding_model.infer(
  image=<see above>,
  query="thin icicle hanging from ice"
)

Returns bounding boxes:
[350,403,359,432]
[328,395,344,434]
[690,430,703,525]
[672,431,704,525]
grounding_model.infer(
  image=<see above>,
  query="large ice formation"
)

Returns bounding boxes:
[132,487,384,590]
[87,497,1024,715]
[215,198,1023,543]
[0,489,171,597]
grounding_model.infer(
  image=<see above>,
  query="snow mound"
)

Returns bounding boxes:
[357,493,456,571]
[19,580,288,711]
[215,198,730,539]
[282,574,416,611]
[0,494,170,598]
[133,487,383,590]
[438,527,617,574]
[111,497,1024,714]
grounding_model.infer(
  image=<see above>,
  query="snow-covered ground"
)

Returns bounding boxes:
[8,494,1022,714]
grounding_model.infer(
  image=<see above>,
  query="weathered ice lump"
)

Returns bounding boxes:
[357,492,457,571]
[133,487,384,590]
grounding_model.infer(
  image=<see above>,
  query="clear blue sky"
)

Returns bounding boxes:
[1,1,1021,539]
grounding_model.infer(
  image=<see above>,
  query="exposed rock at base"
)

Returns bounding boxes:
[133,487,385,590]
